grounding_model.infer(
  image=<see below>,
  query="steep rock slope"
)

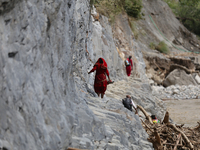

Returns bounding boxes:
[0,0,166,150]
[0,0,103,149]
[137,0,200,54]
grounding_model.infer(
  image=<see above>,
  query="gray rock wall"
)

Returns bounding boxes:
[0,0,92,149]
[0,0,158,150]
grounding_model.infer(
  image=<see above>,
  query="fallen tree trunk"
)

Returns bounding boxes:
[162,111,169,124]
[168,64,198,76]
[154,128,162,148]
[137,105,153,124]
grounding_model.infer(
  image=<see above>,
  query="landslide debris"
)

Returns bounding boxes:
[143,52,200,87]
[142,112,200,150]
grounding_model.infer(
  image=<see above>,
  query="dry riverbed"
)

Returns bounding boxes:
[164,99,200,127]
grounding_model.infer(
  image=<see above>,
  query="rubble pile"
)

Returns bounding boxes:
[151,85,200,99]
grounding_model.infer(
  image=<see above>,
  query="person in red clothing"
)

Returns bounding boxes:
[88,58,113,98]
[125,56,133,76]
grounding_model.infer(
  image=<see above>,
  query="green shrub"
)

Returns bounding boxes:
[163,0,200,36]
[124,0,142,18]
[156,41,169,54]
[197,35,200,40]
[163,0,179,14]
[149,42,156,50]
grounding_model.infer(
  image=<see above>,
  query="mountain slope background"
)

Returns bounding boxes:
[0,0,199,150]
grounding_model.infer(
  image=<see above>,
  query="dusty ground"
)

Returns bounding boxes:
[164,99,200,127]
[106,67,139,100]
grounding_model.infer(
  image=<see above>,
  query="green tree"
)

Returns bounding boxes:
[165,0,200,36]
[124,0,142,18]
[177,0,200,35]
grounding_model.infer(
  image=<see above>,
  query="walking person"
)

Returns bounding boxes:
[125,56,133,76]
[88,58,113,98]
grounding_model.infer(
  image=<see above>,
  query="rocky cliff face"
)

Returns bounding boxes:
[0,0,166,150]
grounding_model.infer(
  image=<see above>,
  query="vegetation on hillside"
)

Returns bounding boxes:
[91,0,142,23]
[156,41,169,54]
[164,0,200,36]
[149,41,169,54]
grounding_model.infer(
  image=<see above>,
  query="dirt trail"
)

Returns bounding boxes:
[107,73,200,127]
[106,73,140,100]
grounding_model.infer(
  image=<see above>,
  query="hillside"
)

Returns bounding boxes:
[0,0,199,150]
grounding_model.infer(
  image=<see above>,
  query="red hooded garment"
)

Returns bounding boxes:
[89,58,109,94]
[126,58,133,76]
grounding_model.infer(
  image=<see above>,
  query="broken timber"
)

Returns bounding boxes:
[137,105,153,124]
[140,109,199,149]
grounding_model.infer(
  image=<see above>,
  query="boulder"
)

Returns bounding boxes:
[195,74,200,84]
[163,69,198,87]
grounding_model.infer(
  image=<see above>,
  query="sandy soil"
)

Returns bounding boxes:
[164,99,200,127]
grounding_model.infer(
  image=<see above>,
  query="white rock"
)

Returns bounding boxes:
[195,74,200,84]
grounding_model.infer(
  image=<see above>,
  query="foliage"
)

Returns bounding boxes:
[90,0,95,6]
[178,1,200,35]
[197,35,200,41]
[149,42,156,50]
[156,41,169,54]
[163,0,200,36]
[124,0,142,18]
[163,0,179,15]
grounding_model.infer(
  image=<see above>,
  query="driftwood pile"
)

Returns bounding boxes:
[138,106,200,150]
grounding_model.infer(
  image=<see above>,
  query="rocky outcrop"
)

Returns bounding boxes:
[163,69,198,87]
[0,0,163,150]
[0,0,92,149]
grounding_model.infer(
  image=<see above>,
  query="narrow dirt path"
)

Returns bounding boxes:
[106,73,140,100]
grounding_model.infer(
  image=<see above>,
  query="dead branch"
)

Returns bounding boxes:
[140,104,200,149]
[163,143,182,146]
[175,124,184,128]
[162,111,169,124]
[167,124,194,150]
[192,122,200,130]
[169,64,198,74]
[153,59,163,72]
[173,133,182,150]
[141,119,154,132]
[154,128,162,146]
[137,105,153,124]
